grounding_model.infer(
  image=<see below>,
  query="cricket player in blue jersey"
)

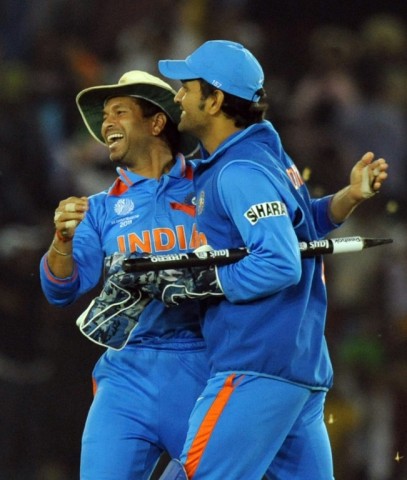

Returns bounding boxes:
[119,42,389,479]
[39,71,211,480]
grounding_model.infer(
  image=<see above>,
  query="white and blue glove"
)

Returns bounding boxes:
[76,253,151,350]
[124,247,224,306]
[136,264,223,306]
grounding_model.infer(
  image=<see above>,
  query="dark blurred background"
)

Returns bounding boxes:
[0,1,406,478]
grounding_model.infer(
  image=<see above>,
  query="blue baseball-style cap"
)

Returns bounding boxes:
[158,40,264,102]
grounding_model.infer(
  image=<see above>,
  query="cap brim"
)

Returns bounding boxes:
[158,60,197,81]
[76,83,199,157]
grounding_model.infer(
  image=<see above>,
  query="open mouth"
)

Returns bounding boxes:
[107,133,124,149]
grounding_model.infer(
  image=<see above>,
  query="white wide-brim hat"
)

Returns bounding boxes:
[76,70,198,156]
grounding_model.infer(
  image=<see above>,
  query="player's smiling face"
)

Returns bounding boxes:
[174,80,210,138]
[102,96,152,166]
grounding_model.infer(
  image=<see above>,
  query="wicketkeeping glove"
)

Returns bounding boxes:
[124,250,224,307]
[76,253,151,350]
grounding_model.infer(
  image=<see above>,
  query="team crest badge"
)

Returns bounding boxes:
[197,190,205,215]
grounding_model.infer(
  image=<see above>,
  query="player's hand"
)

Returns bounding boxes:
[157,266,224,306]
[54,196,89,241]
[76,253,151,350]
[349,152,389,201]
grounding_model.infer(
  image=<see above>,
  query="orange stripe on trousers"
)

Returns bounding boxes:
[185,374,241,478]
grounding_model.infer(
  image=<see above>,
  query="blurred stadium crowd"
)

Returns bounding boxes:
[0,1,406,478]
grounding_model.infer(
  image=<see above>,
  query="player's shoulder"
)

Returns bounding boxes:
[88,190,108,204]
[218,158,274,181]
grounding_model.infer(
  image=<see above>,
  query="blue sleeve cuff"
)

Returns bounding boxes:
[312,195,341,237]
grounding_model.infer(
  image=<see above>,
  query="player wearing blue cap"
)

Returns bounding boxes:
[39,71,211,480]
[123,41,388,479]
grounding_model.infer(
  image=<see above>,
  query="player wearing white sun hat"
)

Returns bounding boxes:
[40,70,210,479]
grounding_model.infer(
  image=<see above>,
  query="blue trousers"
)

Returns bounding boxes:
[80,339,209,480]
[180,373,334,479]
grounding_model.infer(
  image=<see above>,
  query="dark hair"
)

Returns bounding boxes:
[133,97,180,155]
[198,79,268,128]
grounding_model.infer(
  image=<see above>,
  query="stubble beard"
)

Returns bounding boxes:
[178,112,203,140]
[109,148,131,168]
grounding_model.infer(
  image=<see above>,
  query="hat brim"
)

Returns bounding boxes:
[76,82,198,157]
[158,60,198,81]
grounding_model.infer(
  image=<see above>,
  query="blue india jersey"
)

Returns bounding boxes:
[40,155,207,343]
[192,121,339,390]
